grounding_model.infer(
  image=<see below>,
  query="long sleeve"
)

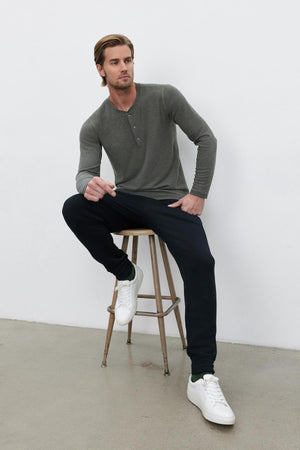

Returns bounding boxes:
[162,85,217,198]
[75,120,102,194]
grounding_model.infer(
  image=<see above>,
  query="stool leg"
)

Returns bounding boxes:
[127,235,139,344]
[158,237,187,350]
[101,235,129,367]
[127,321,133,345]
[149,235,170,376]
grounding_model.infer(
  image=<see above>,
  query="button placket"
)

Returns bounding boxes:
[127,113,142,146]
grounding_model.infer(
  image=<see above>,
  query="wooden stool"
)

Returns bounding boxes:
[101,228,187,375]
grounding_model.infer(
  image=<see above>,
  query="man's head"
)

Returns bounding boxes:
[94,34,134,88]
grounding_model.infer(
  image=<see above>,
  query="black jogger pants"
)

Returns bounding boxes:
[62,191,217,374]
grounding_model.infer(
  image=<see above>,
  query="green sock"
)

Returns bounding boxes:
[127,264,135,281]
[191,372,213,382]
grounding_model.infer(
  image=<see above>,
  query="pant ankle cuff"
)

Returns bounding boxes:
[191,363,215,375]
[116,261,134,280]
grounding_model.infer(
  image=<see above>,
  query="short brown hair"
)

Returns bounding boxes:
[94,34,134,86]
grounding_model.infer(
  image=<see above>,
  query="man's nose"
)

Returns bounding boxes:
[120,61,127,71]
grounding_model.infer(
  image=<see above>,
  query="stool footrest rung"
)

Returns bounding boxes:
[138,294,174,300]
[107,297,180,318]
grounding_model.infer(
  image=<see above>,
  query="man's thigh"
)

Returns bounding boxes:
[135,198,213,260]
[63,193,146,233]
[101,192,211,257]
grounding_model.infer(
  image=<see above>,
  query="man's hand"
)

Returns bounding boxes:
[168,194,205,216]
[84,177,116,202]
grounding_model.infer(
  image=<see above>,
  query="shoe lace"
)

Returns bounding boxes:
[203,375,228,406]
[115,280,132,307]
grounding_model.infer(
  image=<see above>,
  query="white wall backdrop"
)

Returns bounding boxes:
[1,0,299,350]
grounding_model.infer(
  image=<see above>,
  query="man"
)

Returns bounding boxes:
[62,34,235,426]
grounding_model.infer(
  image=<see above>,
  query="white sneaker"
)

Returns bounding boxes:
[187,374,235,425]
[114,263,143,326]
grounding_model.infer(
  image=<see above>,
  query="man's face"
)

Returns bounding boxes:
[97,45,134,90]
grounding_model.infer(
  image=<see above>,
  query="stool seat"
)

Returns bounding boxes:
[115,228,155,236]
[101,228,187,375]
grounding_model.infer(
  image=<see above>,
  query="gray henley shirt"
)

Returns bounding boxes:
[76,83,217,200]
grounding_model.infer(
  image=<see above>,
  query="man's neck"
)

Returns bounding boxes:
[108,82,137,111]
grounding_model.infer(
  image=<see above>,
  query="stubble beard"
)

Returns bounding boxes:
[110,79,133,90]
[106,72,134,91]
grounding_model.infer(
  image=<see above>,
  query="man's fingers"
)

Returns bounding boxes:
[84,192,100,202]
[101,184,116,196]
[97,179,116,196]
[168,200,181,207]
[107,181,117,196]
[106,187,116,196]
[86,184,105,197]
[86,178,117,199]
[168,194,204,215]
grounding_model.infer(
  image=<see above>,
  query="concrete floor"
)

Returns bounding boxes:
[0,319,299,450]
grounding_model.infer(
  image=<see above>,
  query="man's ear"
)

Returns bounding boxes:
[96,64,105,77]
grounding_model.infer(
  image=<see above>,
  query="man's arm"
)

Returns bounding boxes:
[76,120,103,194]
[162,85,217,214]
[76,120,116,201]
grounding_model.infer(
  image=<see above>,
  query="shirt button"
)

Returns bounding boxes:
[136,137,141,143]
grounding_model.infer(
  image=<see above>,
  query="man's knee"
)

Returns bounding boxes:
[62,194,85,227]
